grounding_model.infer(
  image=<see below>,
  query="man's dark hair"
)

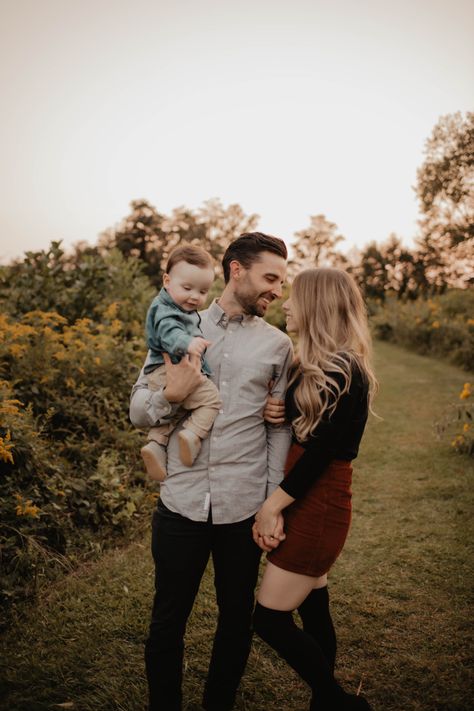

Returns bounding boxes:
[222,232,288,283]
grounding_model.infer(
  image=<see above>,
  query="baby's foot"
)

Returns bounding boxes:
[178,429,202,467]
[141,441,167,482]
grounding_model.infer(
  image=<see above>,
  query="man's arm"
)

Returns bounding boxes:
[265,339,293,496]
[129,352,203,429]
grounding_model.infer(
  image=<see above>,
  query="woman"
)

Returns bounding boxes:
[252,268,377,711]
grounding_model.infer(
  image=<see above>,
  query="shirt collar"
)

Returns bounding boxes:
[207,299,255,328]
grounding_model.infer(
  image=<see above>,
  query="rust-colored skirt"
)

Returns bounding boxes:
[267,444,353,577]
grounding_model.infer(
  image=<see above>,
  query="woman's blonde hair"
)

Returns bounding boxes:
[289,268,377,442]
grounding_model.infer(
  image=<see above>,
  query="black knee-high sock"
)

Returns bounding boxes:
[298,586,337,673]
[253,602,345,705]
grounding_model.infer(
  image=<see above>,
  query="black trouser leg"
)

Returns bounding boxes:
[145,502,211,711]
[298,586,337,673]
[202,515,262,711]
[253,602,346,709]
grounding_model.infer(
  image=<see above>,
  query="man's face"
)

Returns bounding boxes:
[233,251,287,317]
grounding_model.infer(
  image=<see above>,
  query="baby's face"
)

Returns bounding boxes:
[163,260,214,312]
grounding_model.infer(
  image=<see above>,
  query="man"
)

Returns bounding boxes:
[130,233,293,711]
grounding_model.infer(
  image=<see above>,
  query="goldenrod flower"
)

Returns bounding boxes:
[0,430,14,464]
[14,493,41,518]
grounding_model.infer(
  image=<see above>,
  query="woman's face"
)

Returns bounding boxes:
[282,297,298,333]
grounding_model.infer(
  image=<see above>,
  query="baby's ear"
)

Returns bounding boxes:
[163,273,170,287]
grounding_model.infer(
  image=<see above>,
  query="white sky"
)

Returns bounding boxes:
[0,0,473,262]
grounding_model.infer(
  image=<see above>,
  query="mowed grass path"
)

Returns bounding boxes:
[1,342,473,711]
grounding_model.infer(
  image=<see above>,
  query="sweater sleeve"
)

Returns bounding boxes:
[279,368,367,499]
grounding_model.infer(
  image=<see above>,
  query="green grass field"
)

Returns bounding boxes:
[1,341,473,711]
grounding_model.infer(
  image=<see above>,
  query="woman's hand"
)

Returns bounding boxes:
[252,486,295,551]
[252,513,285,552]
[263,395,286,424]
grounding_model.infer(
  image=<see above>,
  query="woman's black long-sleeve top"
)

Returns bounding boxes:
[280,363,369,500]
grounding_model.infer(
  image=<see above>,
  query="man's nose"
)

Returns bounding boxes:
[271,283,283,299]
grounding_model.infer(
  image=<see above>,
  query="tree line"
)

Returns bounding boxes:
[1,111,472,316]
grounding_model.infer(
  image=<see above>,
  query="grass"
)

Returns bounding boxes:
[1,341,473,711]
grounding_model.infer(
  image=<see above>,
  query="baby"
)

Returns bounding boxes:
[140,244,221,481]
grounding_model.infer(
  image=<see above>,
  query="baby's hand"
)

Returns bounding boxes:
[187,337,211,357]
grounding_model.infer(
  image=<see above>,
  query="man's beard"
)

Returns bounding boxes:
[235,289,273,317]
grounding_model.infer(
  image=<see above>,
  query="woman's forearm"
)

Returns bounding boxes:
[262,486,295,514]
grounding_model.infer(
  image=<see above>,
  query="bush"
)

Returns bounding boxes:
[0,245,158,626]
[436,382,473,456]
[370,290,474,371]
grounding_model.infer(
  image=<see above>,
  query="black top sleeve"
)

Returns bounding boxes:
[280,365,369,500]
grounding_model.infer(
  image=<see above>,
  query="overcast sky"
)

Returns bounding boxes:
[1,0,473,262]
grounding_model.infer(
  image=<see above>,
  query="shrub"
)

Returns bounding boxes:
[0,249,156,625]
[436,382,473,457]
[370,290,474,371]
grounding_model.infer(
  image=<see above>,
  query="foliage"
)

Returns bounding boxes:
[0,248,155,623]
[352,234,428,301]
[289,214,347,276]
[436,382,473,456]
[370,290,474,371]
[101,198,259,288]
[0,242,154,332]
[416,111,474,289]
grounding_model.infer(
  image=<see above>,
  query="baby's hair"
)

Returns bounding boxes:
[166,244,214,274]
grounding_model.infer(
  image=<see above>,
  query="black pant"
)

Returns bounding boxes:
[145,500,262,711]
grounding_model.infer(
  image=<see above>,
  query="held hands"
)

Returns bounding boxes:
[252,505,286,552]
[162,352,204,402]
[187,337,212,357]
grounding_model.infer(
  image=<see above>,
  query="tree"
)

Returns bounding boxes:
[353,235,427,300]
[416,112,474,289]
[102,198,259,287]
[289,214,346,276]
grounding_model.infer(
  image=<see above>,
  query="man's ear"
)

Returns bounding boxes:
[229,260,244,280]
[163,273,170,288]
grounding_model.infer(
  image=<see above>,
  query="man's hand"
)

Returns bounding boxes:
[187,337,212,357]
[263,395,286,424]
[163,352,204,402]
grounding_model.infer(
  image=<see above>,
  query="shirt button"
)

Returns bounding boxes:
[222,381,227,386]
[223,353,229,358]
[219,409,224,414]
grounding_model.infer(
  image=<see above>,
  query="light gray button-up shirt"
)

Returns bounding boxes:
[130,299,293,523]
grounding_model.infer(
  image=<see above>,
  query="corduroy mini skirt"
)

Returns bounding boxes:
[267,444,353,577]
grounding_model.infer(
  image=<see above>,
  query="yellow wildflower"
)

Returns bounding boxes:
[0,430,14,464]
[110,319,122,335]
[431,321,440,329]
[460,383,471,400]
[467,318,474,326]
[9,343,27,358]
[14,493,41,518]
[463,423,471,432]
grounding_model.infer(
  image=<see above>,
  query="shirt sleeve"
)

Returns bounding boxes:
[157,315,195,356]
[129,355,181,429]
[265,339,294,496]
[279,368,367,499]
